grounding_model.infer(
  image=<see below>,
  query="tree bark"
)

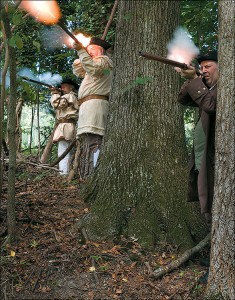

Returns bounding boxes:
[79,0,208,250]
[206,1,235,299]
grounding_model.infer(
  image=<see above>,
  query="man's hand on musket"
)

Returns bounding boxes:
[180,65,202,79]
[49,86,61,94]
[73,41,83,51]
[180,65,199,79]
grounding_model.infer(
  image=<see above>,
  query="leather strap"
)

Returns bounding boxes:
[58,118,77,124]
[78,94,109,106]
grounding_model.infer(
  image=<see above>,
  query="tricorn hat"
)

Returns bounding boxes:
[196,50,218,64]
[89,37,112,50]
[60,78,79,90]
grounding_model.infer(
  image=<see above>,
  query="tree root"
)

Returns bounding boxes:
[152,233,211,279]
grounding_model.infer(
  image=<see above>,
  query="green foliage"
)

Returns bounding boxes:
[1,0,218,154]
[32,41,40,51]
[134,76,153,85]
[123,76,154,93]
[8,33,23,49]
[12,13,22,26]
[180,0,218,50]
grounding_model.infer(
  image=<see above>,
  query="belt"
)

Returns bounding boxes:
[78,94,109,106]
[58,119,77,124]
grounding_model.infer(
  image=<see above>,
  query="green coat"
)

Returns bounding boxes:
[178,78,217,213]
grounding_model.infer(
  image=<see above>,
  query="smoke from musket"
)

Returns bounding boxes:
[167,27,199,71]
[40,26,68,50]
[18,68,62,86]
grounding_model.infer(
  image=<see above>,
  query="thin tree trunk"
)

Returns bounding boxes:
[36,89,41,158]
[29,105,35,154]
[1,4,17,242]
[16,97,23,152]
[101,0,119,40]
[40,121,58,164]
[206,1,235,299]
[0,7,9,198]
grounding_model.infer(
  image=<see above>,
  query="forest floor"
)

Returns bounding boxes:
[1,161,210,300]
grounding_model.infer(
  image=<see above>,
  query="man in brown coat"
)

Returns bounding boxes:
[177,50,218,226]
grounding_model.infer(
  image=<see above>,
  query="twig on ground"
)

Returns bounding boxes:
[152,233,211,279]
[144,262,154,275]
[81,228,90,243]
[91,257,99,285]
[4,159,60,171]
[32,268,42,291]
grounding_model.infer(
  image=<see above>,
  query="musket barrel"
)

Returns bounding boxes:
[20,76,53,88]
[57,21,81,45]
[139,51,188,70]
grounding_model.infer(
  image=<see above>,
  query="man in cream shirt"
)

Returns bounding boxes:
[72,37,113,178]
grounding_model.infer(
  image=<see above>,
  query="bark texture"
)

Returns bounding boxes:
[80,0,208,249]
[207,1,235,299]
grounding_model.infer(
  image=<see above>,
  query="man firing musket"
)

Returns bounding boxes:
[19,0,114,179]
[49,78,79,175]
[140,27,218,229]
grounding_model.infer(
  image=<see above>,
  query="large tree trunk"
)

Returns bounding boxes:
[79,0,207,249]
[1,4,17,242]
[207,1,235,299]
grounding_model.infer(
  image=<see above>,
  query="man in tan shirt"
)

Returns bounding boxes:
[72,37,113,178]
[50,78,79,175]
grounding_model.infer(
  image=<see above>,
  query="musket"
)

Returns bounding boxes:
[20,76,54,88]
[139,51,202,75]
[57,21,83,46]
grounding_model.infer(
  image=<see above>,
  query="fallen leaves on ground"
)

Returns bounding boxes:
[0,163,208,300]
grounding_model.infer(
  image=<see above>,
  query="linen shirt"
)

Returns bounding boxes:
[72,49,113,136]
[50,91,79,142]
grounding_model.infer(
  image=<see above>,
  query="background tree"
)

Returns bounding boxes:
[1,3,18,242]
[79,0,208,250]
[207,0,235,298]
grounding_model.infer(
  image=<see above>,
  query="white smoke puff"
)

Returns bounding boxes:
[18,68,62,86]
[18,68,37,80]
[167,27,199,70]
[39,72,62,85]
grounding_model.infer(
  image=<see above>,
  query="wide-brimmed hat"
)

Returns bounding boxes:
[89,37,112,50]
[196,50,218,64]
[60,78,79,90]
